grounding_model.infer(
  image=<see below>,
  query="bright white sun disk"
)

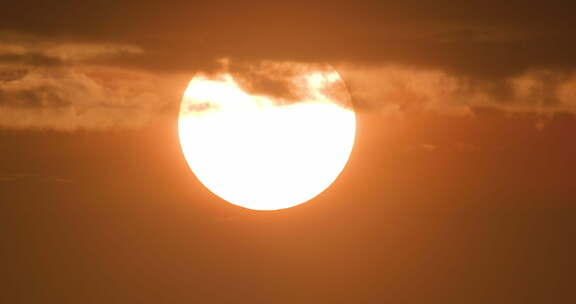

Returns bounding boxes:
[178,66,356,210]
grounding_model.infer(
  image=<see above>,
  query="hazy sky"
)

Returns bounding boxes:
[1,1,575,303]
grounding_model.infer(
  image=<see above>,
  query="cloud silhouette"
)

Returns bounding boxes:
[1,1,575,130]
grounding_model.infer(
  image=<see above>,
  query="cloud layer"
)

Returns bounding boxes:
[1,0,576,130]
[340,65,576,114]
[0,33,189,130]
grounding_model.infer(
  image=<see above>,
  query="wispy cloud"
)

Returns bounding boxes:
[0,65,186,131]
[1,0,576,131]
[339,65,576,115]
[0,173,73,184]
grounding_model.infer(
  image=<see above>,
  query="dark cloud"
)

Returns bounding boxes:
[2,1,575,74]
[1,0,576,129]
[227,60,352,106]
[229,61,303,101]
[0,85,72,109]
[0,64,188,130]
[0,53,64,66]
[0,68,28,82]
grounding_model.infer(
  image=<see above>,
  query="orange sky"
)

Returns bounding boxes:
[1,1,575,303]
[2,108,575,302]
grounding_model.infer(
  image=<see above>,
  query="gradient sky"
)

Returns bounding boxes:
[1,1,575,303]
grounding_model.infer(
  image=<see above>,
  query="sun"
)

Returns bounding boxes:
[178,62,356,210]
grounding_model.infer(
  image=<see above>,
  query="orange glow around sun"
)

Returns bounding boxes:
[178,62,356,210]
